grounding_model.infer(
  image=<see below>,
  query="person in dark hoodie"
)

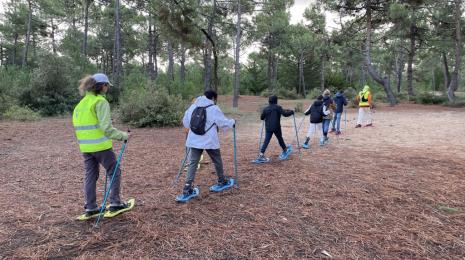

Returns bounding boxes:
[254,95,294,163]
[302,95,330,149]
[321,89,335,144]
[330,90,348,135]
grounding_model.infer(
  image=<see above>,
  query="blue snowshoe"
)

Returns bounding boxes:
[175,187,200,203]
[279,145,293,160]
[319,137,325,146]
[251,154,271,164]
[302,143,310,149]
[209,178,235,192]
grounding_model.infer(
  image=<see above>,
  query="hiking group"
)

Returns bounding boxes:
[71,73,375,220]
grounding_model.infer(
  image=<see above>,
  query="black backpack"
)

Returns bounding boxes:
[190,104,215,135]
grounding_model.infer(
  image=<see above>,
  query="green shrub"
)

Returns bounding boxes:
[3,105,41,121]
[20,55,78,116]
[119,88,187,127]
[414,93,448,104]
[307,88,322,99]
[373,92,387,103]
[277,88,298,99]
[0,67,32,115]
[260,89,275,97]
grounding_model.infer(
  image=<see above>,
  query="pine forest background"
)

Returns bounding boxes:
[0,0,463,125]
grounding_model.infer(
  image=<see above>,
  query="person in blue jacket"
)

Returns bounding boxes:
[330,90,348,135]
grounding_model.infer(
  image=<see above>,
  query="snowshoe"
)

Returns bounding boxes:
[175,187,200,203]
[76,209,105,221]
[209,178,235,192]
[278,145,293,160]
[319,137,325,146]
[103,198,135,218]
[252,155,271,164]
[302,143,310,149]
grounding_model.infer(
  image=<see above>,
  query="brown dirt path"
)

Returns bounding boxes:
[0,96,464,259]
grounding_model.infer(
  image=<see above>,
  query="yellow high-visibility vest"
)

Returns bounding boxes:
[72,93,112,153]
[358,91,370,107]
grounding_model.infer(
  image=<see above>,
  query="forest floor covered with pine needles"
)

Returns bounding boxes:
[1,96,465,259]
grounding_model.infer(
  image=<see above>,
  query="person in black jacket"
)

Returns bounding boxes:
[330,90,348,135]
[255,95,294,162]
[302,95,330,149]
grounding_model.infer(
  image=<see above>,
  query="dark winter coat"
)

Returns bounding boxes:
[260,104,294,132]
[305,100,325,124]
[334,92,348,113]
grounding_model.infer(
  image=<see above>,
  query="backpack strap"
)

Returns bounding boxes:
[203,104,216,133]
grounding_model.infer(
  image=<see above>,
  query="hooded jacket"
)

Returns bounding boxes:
[334,92,348,113]
[183,96,235,149]
[305,100,330,124]
[260,96,294,132]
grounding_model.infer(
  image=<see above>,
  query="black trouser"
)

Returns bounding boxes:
[260,129,287,154]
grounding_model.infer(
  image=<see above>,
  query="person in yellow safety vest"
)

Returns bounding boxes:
[72,73,131,219]
[355,85,373,128]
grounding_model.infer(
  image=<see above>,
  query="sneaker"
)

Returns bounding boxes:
[109,203,129,212]
[210,178,235,192]
[76,208,103,221]
[329,128,336,133]
[319,137,325,146]
[302,143,310,149]
[279,145,293,160]
[365,123,373,127]
[355,124,362,128]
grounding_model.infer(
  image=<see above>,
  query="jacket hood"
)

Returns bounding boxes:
[194,95,215,107]
[363,85,370,92]
[335,92,343,98]
[313,100,323,106]
[268,95,278,104]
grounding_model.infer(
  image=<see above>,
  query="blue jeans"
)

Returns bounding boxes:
[331,113,342,131]
[322,119,331,136]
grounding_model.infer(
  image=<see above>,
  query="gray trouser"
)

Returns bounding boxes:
[82,148,121,211]
[184,148,226,192]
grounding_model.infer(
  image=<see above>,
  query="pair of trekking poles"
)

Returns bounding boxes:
[257,114,303,158]
[95,135,129,228]
[172,127,239,188]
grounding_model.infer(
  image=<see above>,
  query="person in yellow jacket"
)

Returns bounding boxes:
[355,85,373,128]
[72,73,131,220]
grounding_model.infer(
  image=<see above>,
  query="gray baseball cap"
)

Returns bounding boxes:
[92,73,113,86]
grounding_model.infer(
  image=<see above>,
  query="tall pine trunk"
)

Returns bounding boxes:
[447,0,462,102]
[233,0,242,108]
[83,0,92,57]
[13,33,18,65]
[167,40,174,81]
[406,23,416,98]
[113,0,122,90]
[180,43,186,83]
[320,53,325,91]
[442,52,450,92]
[22,0,32,67]
[395,51,405,93]
[364,0,397,105]
[51,18,56,54]
[147,17,155,81]
[203,0,217,91]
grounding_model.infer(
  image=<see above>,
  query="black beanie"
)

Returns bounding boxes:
[268,95,278,104]
[317,95,323,101]
[204,90,218,100]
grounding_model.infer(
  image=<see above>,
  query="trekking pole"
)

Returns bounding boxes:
[94,139,128,228]
[292,114,302,158]
[171,147,191,188]
[344,110,347,130]
[291,115,305,145]
[233,126,238,188]
[257,120,264,155]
